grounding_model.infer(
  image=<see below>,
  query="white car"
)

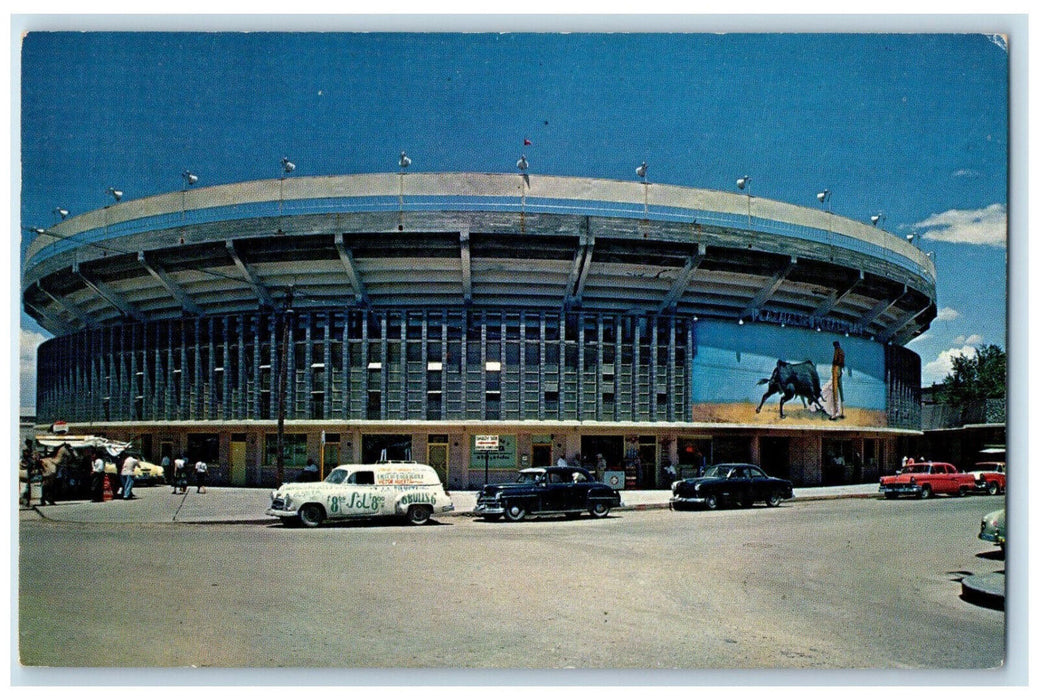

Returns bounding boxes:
[267,462,454,527]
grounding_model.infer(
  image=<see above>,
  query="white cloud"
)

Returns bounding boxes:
[936,307,960,322]
[954,333,984,346]
[921,344,978,386]
[20,329,49,414]
[912,203,1006,247]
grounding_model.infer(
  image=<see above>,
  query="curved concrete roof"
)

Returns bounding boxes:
[22,172,936,343]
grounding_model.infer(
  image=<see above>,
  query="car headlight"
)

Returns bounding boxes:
[271,490,279,500]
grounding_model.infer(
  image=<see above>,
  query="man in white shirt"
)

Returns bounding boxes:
[120,453,139,500]
[194,460,208,493]
[90,449,106,502]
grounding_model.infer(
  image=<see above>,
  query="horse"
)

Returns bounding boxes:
[19,443,75,506]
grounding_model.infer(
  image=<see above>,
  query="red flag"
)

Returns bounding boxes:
[523,138,532,146]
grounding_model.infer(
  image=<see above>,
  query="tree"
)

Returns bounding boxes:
[935,344,1006,405]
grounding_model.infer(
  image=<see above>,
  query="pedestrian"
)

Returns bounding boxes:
[90,448,105,502]
[172,455,188,494]
[596,453,607,479]
[194,458,208,493]
[300,457,319,482]
[120,452,138,500]
[556,455,568,468]
[160,454,171,482]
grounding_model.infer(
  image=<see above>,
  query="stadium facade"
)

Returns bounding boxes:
[23,173,935,489]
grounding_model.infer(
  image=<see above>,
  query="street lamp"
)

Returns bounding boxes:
[182,170,199,188]
[52,208,68,222]
[399,151,411,170]
[636,161,648,181]
[737,176,752,225]
[906,233,917,247]
[275,285,295,485]
[816,189,831,210]
[516,154,528,172]
[107,187,123,203]
[870,212,886,227]
[280,157,296,178]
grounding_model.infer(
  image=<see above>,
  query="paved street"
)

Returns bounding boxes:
[18,494,1005,672]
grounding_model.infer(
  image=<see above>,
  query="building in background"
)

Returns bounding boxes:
[23,173,935,488]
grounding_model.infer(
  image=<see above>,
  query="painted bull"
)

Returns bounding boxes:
[755,359,829,419]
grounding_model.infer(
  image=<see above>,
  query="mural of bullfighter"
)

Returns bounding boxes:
[755,359,830,419]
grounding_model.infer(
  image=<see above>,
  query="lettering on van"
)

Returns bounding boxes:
[399,492,437,507]
[330,492,386,514]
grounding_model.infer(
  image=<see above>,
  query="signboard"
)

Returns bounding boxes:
[475,435,500,451]
[470,435,516,469]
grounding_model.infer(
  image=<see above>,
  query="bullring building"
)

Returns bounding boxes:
[24,172,934,489]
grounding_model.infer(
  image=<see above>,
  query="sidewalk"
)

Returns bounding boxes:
[19,482,881,526]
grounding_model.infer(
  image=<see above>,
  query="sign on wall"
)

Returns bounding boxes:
[469,434,516,469]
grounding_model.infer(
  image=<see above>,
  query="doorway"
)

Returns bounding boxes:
[427,434,449,485]
[760,437,790,479]
[532,443,552,467]
[229,434,247,486]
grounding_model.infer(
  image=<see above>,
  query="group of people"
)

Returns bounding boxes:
[160,455,208,494]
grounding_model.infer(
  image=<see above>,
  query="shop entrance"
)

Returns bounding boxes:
[822,438,857,485]
[531,443,552,467]
[427,434,449,485]
[362,434,413,463]
[760,437,790,480]
[580,435,624,475]
[230,434,247,486]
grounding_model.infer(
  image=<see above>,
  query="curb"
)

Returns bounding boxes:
[22,489,881,525]
[960,571,1005,610]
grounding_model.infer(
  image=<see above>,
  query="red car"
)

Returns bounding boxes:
[879,461,975,499]
[968,461,1006,495]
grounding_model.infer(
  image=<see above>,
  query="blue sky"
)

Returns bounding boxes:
[16,31,1009,411]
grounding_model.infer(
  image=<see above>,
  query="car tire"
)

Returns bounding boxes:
[986,481,1000,496]
[918,485,932,500]
[957,486,970,497]
[298,503,325,528]
[406,504,433,526]
[503,503,527,522]
[766,491,782,507]
[589,503,610,518]
[703,494,718,510]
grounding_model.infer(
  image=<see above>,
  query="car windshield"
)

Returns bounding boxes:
[515,471,544,484]
[324,469,348,484]
[702,466,729,478]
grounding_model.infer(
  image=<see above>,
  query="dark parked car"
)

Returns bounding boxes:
[474,466,622,522]
[670,463,793,510]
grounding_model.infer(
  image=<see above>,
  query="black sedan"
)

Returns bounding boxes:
[670,463,793,510]
[474,466,623,522]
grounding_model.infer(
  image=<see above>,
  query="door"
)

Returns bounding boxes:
[427,440,449,486]
[322,443,340,479]
[229,438,247,486]
[532,444,552,467]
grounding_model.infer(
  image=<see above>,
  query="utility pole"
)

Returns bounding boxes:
[275,286,294,485]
